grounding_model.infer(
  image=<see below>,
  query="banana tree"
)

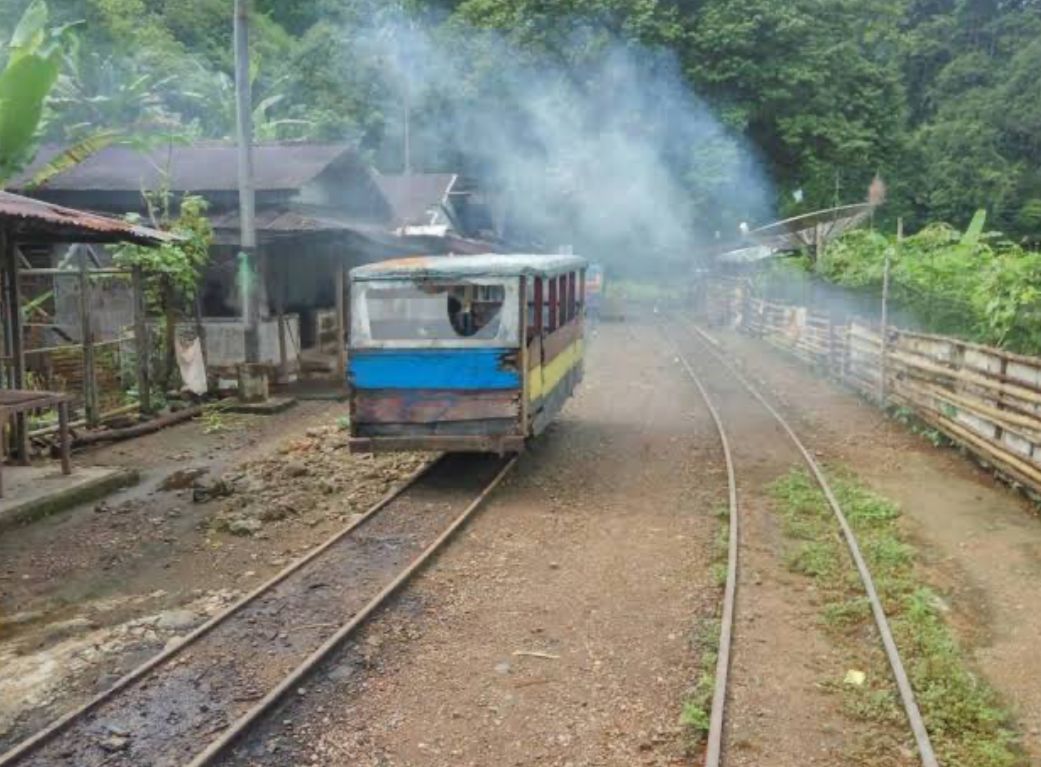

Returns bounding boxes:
[180,65,313,140]
[0,1,127,188]
[0,0,78,184]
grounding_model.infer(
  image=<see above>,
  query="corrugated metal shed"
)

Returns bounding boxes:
[0,190,177,245]
[352,254,587,281]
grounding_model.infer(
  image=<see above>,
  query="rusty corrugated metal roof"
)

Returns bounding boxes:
[0,190,178,246]
[13,142,356,193]
[351,254,587,281]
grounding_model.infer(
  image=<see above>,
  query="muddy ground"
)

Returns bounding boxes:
[0,399,423,745]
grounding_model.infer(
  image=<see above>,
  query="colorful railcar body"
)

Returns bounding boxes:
[347,254,588,453]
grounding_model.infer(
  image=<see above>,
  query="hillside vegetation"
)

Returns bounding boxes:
[0,0,1038,242]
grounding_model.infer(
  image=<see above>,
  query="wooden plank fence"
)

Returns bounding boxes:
[711,279,1041,495]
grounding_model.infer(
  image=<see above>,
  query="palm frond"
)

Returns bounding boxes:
[25,129,121,188]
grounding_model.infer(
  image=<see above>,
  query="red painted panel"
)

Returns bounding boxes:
[354,389,521,424]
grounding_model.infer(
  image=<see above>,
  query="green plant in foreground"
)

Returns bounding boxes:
[681,501,731,748]
[770,469,1023,767]
[680,618,719,745]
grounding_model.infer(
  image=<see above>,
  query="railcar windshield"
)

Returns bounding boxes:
[351,278,521,347]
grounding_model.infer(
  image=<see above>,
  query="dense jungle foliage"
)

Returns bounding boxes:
[1,0,1039,241]
[762,212,1041,355]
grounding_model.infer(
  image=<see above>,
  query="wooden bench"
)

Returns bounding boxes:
[0,389,71,497]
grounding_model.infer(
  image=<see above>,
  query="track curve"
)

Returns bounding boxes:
[668,318,938,767]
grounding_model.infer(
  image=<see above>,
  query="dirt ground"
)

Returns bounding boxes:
[711,328,1041,761]
[0,398,423,746]
[668,324,893,767]
[4,317,1039,765]
[221,321,723,767]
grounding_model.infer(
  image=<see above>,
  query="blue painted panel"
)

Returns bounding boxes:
[349,348,520,390]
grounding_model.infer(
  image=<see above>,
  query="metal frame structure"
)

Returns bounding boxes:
[0,191,172,464]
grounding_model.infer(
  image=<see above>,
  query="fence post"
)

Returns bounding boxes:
[132,266,152,415]
[2,230,28,462]
[828,316,838,380]
[878,218,899,407]
[335,260,346,385]
[78,247,98,427]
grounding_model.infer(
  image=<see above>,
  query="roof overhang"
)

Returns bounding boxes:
[0,191,179,246]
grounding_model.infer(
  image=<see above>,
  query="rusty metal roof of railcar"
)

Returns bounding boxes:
[0,190,178,245]
[350,254,588,281]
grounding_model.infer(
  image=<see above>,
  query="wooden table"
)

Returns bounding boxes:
[0,389,71,497]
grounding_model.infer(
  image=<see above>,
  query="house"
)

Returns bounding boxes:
[15,143,502,377]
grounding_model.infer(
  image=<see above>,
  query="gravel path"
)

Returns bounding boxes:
[216,321,723,767]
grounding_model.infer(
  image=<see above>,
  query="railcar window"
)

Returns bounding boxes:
[363,283,506,341]
[558,275,568,325]
[547,278,558,332]
[527,278,543,336]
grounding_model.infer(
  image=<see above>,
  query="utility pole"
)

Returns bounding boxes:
[234,0,259,363]
[403,75,412,176]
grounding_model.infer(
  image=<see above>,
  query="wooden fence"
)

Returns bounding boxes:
[711,279,1041,495]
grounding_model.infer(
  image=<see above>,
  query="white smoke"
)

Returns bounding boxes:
[358,15,775,274]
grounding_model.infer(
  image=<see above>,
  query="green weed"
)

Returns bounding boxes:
[682,500,732,748]
[681,618,720,745]
[770,468,1024,767]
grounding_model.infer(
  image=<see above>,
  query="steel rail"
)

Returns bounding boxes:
[660,328,738,767]
[186,453,519,767]
[677,319,939,767]
[0,455,444,767]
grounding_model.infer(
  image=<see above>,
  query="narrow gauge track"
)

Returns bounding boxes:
[665,318,939,767]
[0,452,517,767]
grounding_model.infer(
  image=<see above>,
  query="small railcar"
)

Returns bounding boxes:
[347,254,588,453]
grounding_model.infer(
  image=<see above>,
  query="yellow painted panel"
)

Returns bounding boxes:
[528,339,583,402]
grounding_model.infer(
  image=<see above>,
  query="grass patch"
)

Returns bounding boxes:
[681,502,731,748]
[771,469,1023,767]
[681,618,719,743]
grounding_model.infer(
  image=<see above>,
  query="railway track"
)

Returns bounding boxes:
[666,318,939,767]
[0,452,517,767]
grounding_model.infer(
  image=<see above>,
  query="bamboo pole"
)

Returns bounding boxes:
[20,268,129,277]
[335,260,346,383]
[132,266,152,415]
[2,227,28,463]
[23,336,132,356]
[28,403,139,439]
[901,379,1041,444]
[911,402,1041,490]
[78,247,98,428]
[887,349,1041,408]
[878,218,898,406]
